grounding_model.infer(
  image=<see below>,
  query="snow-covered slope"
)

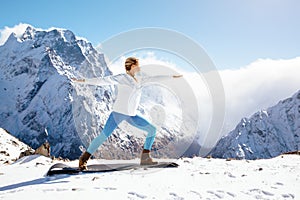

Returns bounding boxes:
[0,155,299,199]
[210,90,300,159]
[0,128,33,164]
[0,25,194,160]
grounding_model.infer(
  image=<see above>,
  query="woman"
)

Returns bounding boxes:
[72,57,182,170]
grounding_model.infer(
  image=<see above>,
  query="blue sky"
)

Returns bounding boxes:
[1,0,300,69]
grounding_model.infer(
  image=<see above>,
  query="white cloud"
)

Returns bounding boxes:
[220,57,300,135]
[0,23,31,45]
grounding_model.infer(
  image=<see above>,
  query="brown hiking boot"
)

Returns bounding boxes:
[140,149,158,165]
[79,151,91,170]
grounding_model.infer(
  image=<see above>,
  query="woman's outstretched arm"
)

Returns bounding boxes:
[71,74,122,86]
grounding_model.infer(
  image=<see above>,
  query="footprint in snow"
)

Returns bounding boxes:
[169,192,184,200]
[128,191,147,199]
[207,190,236,199]
[245,188,275,198]
[281,193,295,199]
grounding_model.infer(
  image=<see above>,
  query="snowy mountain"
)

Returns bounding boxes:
[0,25,194,160]
[210,90,300,159]
[0,128,33,164]
[0,25,113,159]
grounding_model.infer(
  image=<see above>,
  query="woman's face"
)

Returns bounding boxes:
[130,62,140,75]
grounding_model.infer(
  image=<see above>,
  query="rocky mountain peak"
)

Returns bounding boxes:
[210,90,300,159]
[21,25,36,41]
[0,25,111,159]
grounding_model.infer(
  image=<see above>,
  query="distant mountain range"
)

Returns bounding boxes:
[210,90,300,159]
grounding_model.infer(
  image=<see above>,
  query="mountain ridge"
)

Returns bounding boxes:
[210,90,300,159]
[0,25,113,159]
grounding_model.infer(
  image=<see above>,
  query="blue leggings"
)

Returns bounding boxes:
[87,111,156,154]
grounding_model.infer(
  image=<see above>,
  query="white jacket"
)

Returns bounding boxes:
[77,72,173,116]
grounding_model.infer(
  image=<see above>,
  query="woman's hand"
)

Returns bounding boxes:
[71,78,85,82]
[173,75,183,78]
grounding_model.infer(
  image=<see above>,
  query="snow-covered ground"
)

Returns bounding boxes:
[0,128,33,165]
[0,155,299,200]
